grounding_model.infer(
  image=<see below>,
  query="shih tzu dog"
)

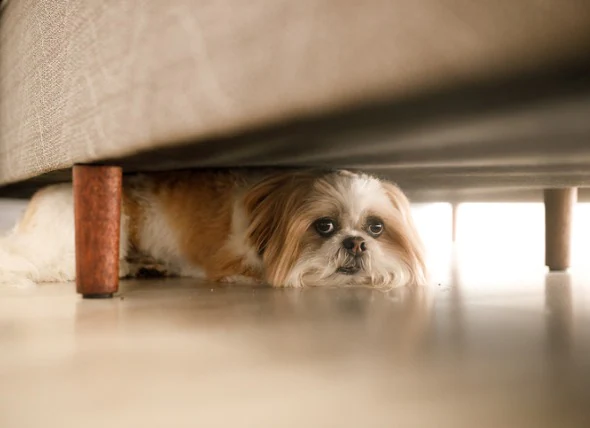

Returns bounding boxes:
[0,169,427,288]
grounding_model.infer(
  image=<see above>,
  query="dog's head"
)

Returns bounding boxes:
[244,170,427,288]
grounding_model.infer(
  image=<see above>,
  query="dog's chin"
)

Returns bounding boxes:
[328,268,376,287]
[336,265,361,275]
[288,262,379,287]
[286,265,408,289]
[335,256,372,280]
[283,249,411,289]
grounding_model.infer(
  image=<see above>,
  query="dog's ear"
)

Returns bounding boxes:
[242,173,294,255]
[242,172,316,286]
[380,181,428,286]
[381,181,414,224]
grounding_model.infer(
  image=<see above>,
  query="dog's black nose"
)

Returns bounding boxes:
[342,236,367,256]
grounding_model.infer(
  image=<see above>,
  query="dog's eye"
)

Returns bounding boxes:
[314,218,336,237]
[366,219,384,237]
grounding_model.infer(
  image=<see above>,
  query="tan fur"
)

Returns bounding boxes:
[243,171,321,285]
[127,171,261,281]
[122,191,142,250]
[15,189,45,233]
[380,182,428,285]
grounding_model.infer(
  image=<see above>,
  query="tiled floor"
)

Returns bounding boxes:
[1,201,590,427]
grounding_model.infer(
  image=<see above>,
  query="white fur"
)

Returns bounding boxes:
[332,173,389,225]
[0,184,130,287]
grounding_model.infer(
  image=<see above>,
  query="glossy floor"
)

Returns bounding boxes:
[2,265,590,427]
[1,202,590,427]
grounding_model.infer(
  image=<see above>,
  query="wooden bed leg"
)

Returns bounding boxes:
[73,165,122,298]
[544,188,577,272]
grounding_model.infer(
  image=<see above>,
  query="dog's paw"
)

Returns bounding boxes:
[124,259,170,279]
[136,266,169,278]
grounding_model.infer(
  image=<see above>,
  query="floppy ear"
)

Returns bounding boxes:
[380,181,428,286]
[381,182,415,223]
[242,172,315,286]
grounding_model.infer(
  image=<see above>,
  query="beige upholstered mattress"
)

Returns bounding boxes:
[1,0,590,190]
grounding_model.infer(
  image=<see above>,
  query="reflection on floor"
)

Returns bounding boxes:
[1,201,590,427]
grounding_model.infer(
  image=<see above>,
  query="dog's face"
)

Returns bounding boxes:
[244,170,426,288]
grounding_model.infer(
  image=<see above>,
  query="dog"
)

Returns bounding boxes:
[0,169,427,288]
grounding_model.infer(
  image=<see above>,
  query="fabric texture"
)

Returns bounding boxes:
[1,0,590,186]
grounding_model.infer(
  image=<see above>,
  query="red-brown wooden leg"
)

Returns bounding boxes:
[544,188,577,272]
[73,165,122,298]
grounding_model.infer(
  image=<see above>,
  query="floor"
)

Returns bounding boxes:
[1,201,590,427]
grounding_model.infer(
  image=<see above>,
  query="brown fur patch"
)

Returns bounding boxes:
[122,190,142,250]
[144,171,261,281]
[243,171,323,286]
